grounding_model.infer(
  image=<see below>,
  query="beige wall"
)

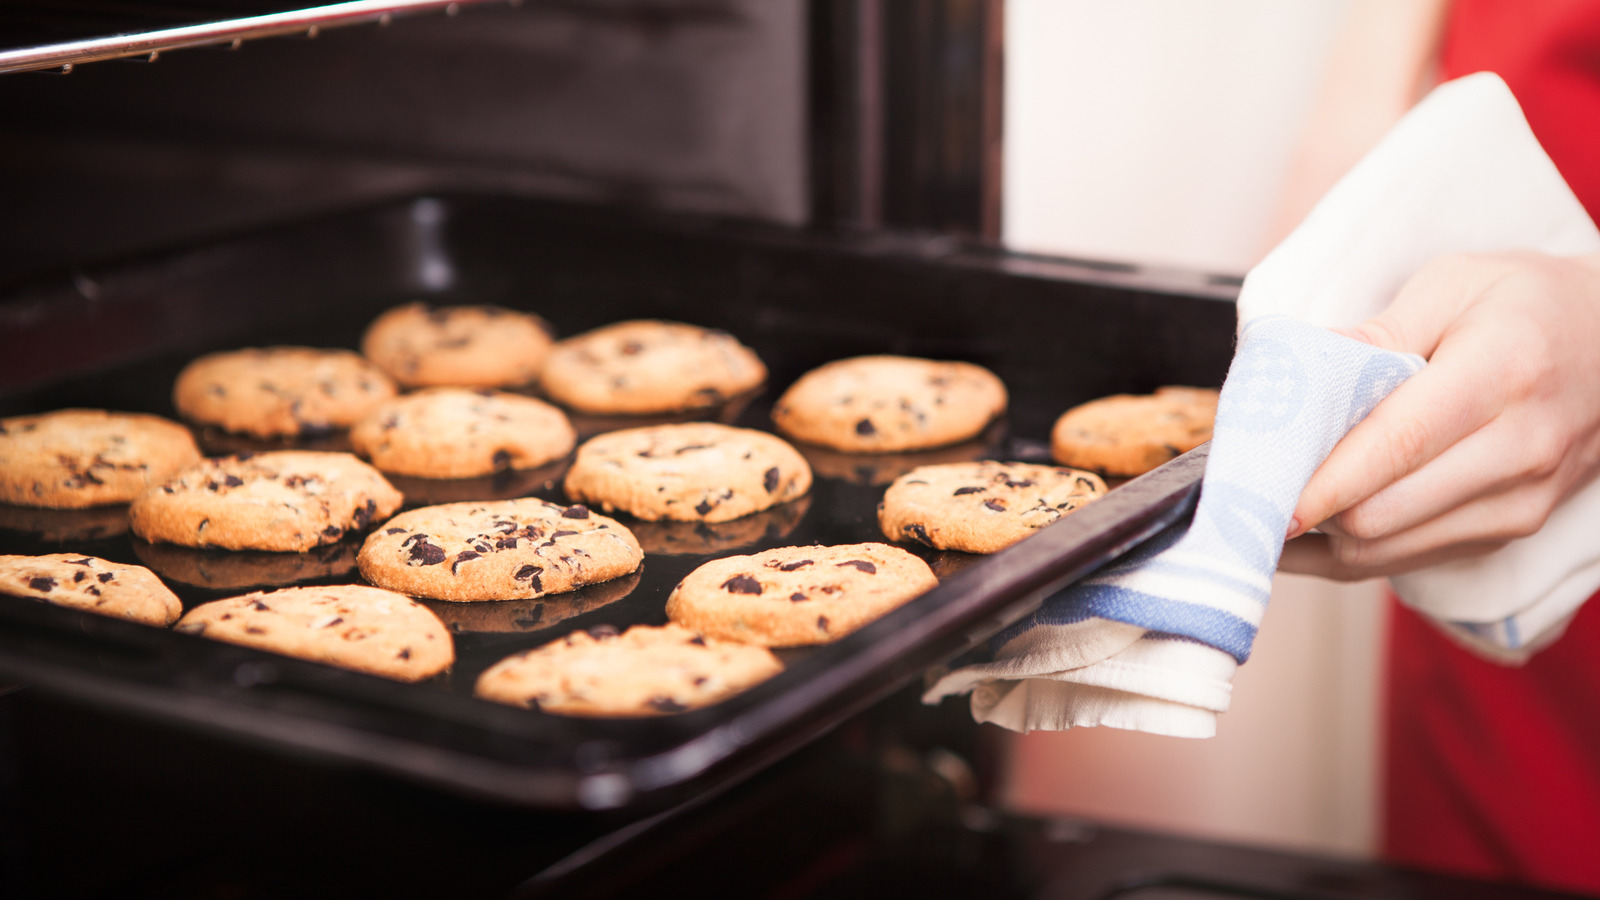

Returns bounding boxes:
[1001,0,1388,859]
[1005,0,1348,275]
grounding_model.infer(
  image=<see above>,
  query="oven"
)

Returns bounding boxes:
[0,4,1584,899]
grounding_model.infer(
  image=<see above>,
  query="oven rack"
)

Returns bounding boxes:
[0,0,515,75]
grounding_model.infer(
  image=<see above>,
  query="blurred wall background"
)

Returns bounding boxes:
[1000,0,1391,859]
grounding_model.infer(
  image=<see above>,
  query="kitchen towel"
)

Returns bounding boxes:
[925,72,1600,735]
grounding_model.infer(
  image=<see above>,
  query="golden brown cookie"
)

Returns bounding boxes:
[665,542,938,647]
[877,461,1107,554]
[540,320,767,414]
[174,585,453,682]
[360,302,555,389]
[474,623,782,716]
[563,423,811,523]
[129,451,403,552]
[0,409,201,509]
[1050,386,1219,476]
[0,553,181,626]
[357,499,643,602]
[349,388,576,479]
[771,355,1007,453]
[172,346,397,438]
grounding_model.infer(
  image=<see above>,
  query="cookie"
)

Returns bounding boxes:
[361,302,554,389]
[349,388,577,479]
[474,623,782,716]
[0,409,201,509]
[418,570,639,635]
[357,498,643,602]
[1050,386,1219,476]
[539,320,767,414]
[133,539,359,591]
[174,585,452,682]
[130,451,403,552]
[563,423,811,523]
[877,461,1108,554]
[629,493,810,556]
[173,346,398,438]
[0,554,181,627]
[665,542,938,647]
[771,355,1007,453]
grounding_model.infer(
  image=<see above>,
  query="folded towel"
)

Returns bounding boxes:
[926,72,1600,735]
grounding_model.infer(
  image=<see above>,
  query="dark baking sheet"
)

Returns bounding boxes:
[0,194,1236,813]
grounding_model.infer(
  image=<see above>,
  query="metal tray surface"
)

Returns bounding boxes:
[0,195,1235,813]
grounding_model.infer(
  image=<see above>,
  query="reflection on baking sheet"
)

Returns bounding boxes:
[795,422,1003,486]
[131,538,360,591]
[417,568,641,634]
[629,494,811,556]
[384,457,571,508]
[563,387,760,440]
[925,549,985,581]
[195,427,355,457]
[0,503,131,544]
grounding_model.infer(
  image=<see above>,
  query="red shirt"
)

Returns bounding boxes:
[1384,1,1600,892]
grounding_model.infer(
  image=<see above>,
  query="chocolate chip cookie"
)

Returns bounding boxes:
[356,498,643,602]
[175,584,453,682]
[0,553,181,626]
[665,542,938,646]
[540,320,767,414]
[474,623,782,716]
[361,302,555,389]
[0,409,201,509]
[129,451,403,552]
[878,461,1107,554]
[563,422,811,523]
[173,346,397,438]
[349,388,577,479]
[1050,386,1219,476]
[771,355,1007,453]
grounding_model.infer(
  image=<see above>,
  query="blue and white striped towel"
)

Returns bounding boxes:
[925,318,1424,737]
[925,73,1600,736]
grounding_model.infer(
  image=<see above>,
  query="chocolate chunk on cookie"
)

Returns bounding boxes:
[361,302,555,389]
[563,422,811,524]
[878,461,1107,554]
[0,553,181,626]
[175,584,452,682]
[1050,386,1219,476]
[357,498,643,602]
[350,388,576,479]
[129,451,403,552]
[0,409,201,509]
[771,355,1007,453]
[173,346,398,438]
[665,542,938,647]
[540,320,767,414]
[474,623,781,716]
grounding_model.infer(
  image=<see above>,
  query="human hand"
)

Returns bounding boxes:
[1279,250,1600,580]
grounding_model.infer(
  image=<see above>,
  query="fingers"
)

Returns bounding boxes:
[1279,480,1539,580]
[1324,414,1535,539]
[1289,334,1505,538]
